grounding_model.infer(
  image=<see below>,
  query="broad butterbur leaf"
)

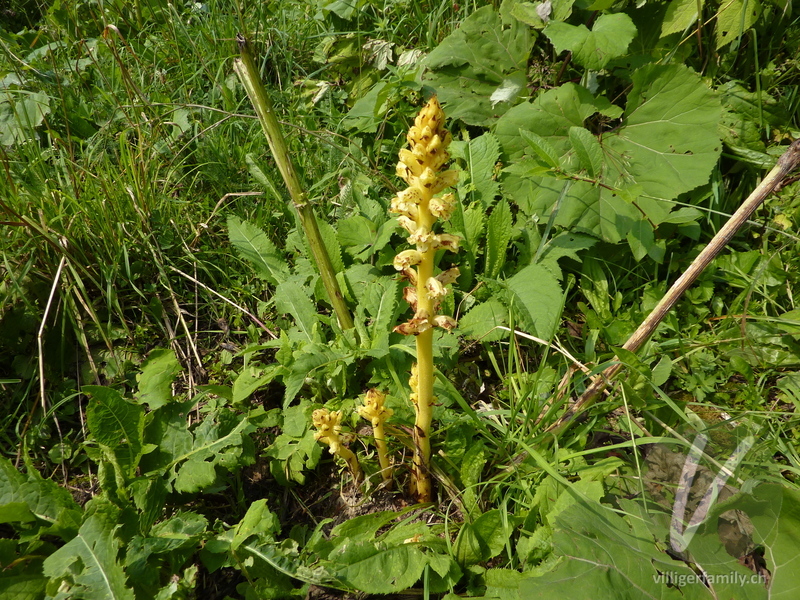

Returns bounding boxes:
[423,6,532,125]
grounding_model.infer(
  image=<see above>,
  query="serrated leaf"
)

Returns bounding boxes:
[282,346,337,407]
[457,300,508,342]
[544,13,637,70]
[505,264,563,339]
[84,385,144,475]
[275,281,319,342]
[227,215,289,285]
[423,6,532,126]
[245,153,282,204]
[136,348,181,409]
[43,515,135,600]
[365,277,399,348]
[716,0,761,49]
[661,0,702,37]
[313,215,345,274]
[485,199,512,278]
[568,126,603,178]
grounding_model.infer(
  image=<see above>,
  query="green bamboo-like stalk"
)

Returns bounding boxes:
[233,34,354,331]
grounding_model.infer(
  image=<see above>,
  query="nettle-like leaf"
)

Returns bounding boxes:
[497,64,721,254]
[504,264,563,340]
[485,199,513,278]
[451,132,501,210]
[544,13,637,70]
[661,0,703,37]
[43,515,135,600]
[716,0,761,49]
[422,6,532,126]
[457,300,508,342]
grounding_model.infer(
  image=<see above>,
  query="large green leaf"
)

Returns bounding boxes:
[334,541,428,594]
[423,6,532,125]
[43,515,135,600]
[543,13,637,70]
[0,91,51,146]
[661,0,703,37]
[718,484,800,599]
[497,65,720,248]
[519,497,762,599]
[603,64,722,200]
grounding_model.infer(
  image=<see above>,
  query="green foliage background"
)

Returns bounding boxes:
[2,0,800,598]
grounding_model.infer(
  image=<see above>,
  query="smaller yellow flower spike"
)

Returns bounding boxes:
[312,408,362,482]
[357,389,394,484]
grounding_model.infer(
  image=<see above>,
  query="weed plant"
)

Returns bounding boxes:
[2,1,800,599]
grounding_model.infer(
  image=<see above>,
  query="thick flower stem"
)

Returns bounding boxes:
[412,329,435,502]
[412,204,437,502]
[234,34,354,332]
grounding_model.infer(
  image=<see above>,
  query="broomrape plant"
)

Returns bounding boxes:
[391,97,460,503]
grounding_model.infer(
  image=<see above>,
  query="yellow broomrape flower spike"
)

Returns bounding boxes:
[390,96,460,503]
